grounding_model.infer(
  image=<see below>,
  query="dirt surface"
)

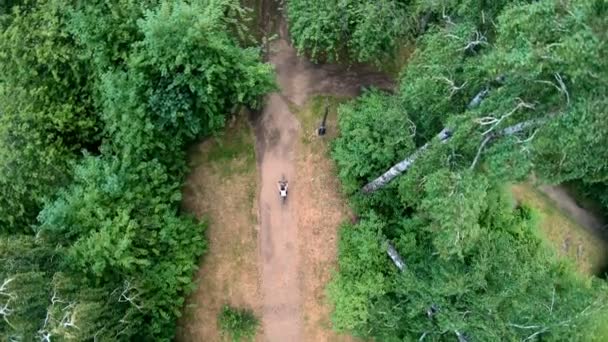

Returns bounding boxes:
[253,12,393,342]
[176,119,263,342]
[294,98,359,342]
[538,185,607,238]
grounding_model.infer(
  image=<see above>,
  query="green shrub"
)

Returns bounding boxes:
[218,305,259,342]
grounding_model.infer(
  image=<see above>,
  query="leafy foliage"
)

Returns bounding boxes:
[218,305,260,342]
[286,0,518,65]
[287,0,409,64]
[0,0,274,340]
[0,0,99,231]
[332,90,415,194]
[328,0,608,340]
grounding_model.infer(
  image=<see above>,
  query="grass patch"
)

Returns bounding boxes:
[218,305,260,342]
[295,95,350,152]
[191,117,256,178]
[512,183,608,275]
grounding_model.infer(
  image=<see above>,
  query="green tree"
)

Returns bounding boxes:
[0,0,98,232]
[332,90,415,194]
[287,0,409,64]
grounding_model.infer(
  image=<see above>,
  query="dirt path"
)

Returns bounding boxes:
[254,14,393,342]
[539,185,607,239]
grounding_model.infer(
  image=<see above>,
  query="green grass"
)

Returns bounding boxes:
[512,183,608,275]
[204,119,256,178]
[296,95,349,150]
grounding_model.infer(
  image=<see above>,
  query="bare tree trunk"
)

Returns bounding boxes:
[361,128,453,193]
[468,75,505,109]
[361,128,452,193]
[386,241,406,271]
[468,87,489,109]
[361,118,544,193]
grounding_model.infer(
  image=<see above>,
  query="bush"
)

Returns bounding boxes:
[218,305,259,342]
[287,0,409,64]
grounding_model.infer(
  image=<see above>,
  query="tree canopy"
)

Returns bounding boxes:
[328,0,608,340]
[0,0,274,340]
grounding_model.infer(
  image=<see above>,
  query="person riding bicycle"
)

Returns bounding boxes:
[278,180,288,198]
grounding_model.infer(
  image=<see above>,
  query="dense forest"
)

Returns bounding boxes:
[289,0,608,340]
[0,0,273,340]
[2,0,607,341]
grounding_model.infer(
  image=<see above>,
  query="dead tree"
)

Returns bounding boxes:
[362,118,544,193]
[455,330,470,342]
[362,128,452,193]
[468,87,490,109]
[468,75,506,109]
[386,241,406,271]
[360,81,537,194]
[118,280,143,312]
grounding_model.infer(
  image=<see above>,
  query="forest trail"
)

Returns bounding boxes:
[539,185,607,239]
[253,11,393,342]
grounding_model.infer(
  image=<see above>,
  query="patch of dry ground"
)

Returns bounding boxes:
[294,97,357,342]
[176,117,263,342]
[512,183,608,275]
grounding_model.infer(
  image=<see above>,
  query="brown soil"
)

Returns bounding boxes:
[176,119,263,342]
[294,101,358,342]
[252,12,393,342]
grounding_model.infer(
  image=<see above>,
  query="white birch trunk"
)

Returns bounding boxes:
[386,241,406,271]
[361,128,452,193]
[361,118,544,193]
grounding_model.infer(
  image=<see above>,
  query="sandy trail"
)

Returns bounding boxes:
[254,15,393,342]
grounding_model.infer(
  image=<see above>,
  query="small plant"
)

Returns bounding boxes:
[218,305,259,342]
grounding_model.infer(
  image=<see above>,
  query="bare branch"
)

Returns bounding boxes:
[461,31,488,51]
[442,7,454,26]
[0,300,15,329]
[475,98,535,136]
[119,280,143,311]
[445,33,461,40]
[38,329,52,342]
[470,135,492,170]
[51,290,64,305]
[60,302,80,330]
[0,278,15,298]
[508,323,541,329]
[516,129,538,144]
[434,76,468,97]
[535,73,569,105]
[523,327,548,341]
[550,286,556,314]
[554,73,570,105]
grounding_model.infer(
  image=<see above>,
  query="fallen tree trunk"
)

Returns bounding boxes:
[386,241,406,271]
[361,128,452,193]
[361,118,544,193]
[467,87,489,109]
